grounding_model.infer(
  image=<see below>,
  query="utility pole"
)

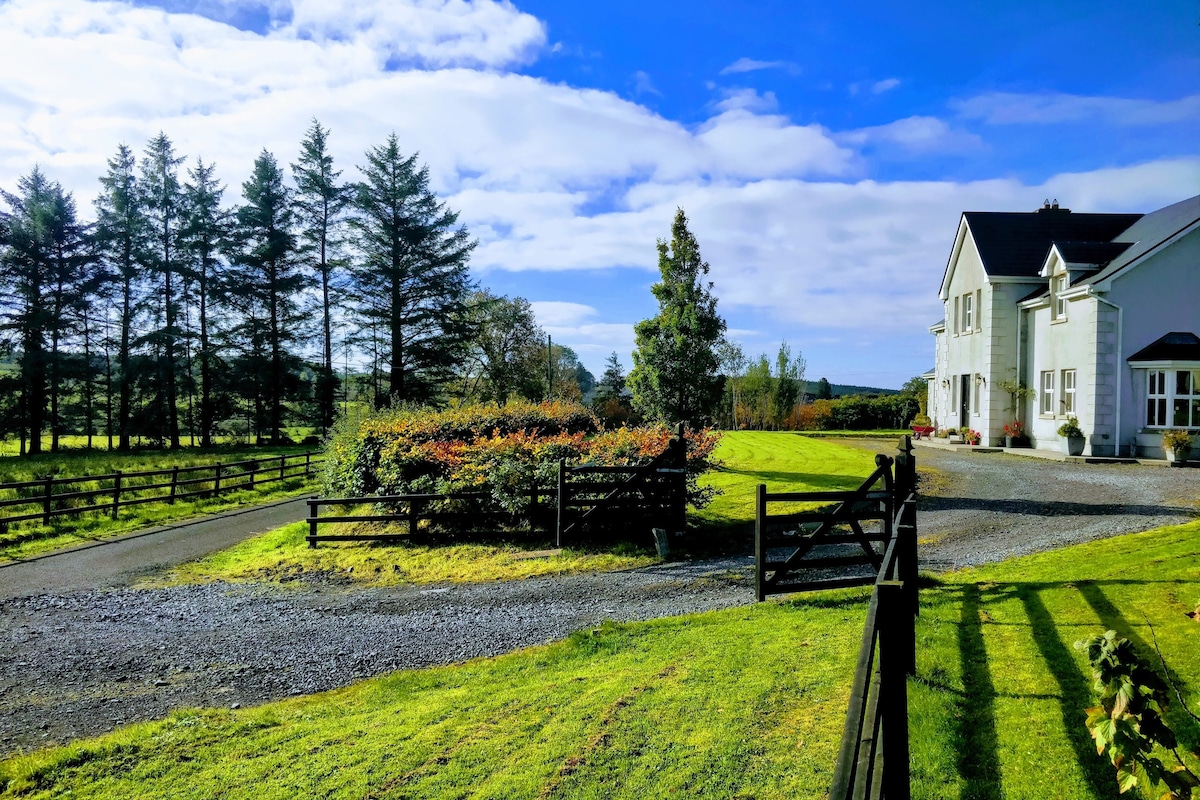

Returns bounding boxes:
[547,334,553,400]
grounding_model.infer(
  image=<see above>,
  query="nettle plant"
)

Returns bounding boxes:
[1076,630,1200,798]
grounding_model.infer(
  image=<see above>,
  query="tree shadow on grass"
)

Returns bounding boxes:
[1017,586,1121,800]
[957,583,1002,800]
[715,468,870,491]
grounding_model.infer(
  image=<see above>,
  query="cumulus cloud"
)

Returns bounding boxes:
[952,91,1200,126]
[1,0,1195,375]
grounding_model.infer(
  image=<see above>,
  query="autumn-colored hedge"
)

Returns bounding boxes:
[322,400,721,513]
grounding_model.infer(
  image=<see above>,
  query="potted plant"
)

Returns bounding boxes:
[1002,420,1027,448]
[911,413,934,439]
[965,429,982,446]
[1162,429,1194,464]
[1057,417,1085,456]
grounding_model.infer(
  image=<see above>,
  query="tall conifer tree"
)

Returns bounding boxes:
[628,208,727,427]
[348,134,476,406]
[291,118,348,433]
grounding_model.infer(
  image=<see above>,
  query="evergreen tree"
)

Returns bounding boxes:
[0,168,58,454]
[94,143,147,450]
[348,134,476,406]
[291,118,348,433]
[139,133,186,447]
[181,158,229,446]
[595,352,626,401]
[815,377,833,400]
[228,150,307,444]
[628,208,726,427]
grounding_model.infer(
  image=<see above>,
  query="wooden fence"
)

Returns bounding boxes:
[306,425,690,548]
[755,437,918,799]
[555,422,687,545]
[0,452,322,528]
[305,489,554,547]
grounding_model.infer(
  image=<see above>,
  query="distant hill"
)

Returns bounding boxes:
[829,383,899,397]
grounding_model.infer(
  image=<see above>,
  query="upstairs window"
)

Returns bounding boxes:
[1053,275,1069,320]
[963,293,974,331]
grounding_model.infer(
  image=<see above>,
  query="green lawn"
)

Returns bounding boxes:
[3,521,1198,799]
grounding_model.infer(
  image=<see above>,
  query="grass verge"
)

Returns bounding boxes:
[4,521,1198,798]
[153,521,657,587]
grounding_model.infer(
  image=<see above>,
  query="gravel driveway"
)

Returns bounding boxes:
[1,447,1196,757]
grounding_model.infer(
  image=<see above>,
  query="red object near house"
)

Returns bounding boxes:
[911,425,935,439]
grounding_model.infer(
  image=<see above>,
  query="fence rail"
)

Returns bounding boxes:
[830,438,918,800]
[0,452,322,527]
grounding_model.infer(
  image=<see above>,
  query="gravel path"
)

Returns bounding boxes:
[1,448,1196,757]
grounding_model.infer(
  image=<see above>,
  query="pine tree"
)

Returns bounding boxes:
[181,158,229,446]
[94,143,147,451]
[0,168,58,454]
[628,208,727,427]
[348,134,476,406]
[139,133,186,447]
[595,352,626,401]
[292,118,348,433]
[228,150,307,443]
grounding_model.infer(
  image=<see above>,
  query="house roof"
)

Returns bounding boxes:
[962,208,1142,278]
[1128,332,1200,363]
[1089,194,1200,286]
[1051,240,1133,266]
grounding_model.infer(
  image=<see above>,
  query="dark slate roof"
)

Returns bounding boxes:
[1052,240,1133,265]
[1019,285,1049,304]
[1127,332,1200,363]
[963,208,1142,278]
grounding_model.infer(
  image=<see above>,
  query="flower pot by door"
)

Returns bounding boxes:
[1166,447,1190,464]
[1065,435,1085,456]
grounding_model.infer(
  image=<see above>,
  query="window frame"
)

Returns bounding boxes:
[1053,275,1068,321]
[963,293,974,332]
[1040,370,1055,416]
[1145,368,1200,429]
[1061,369,1076,414]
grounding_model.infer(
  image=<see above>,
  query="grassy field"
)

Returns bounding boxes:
[0,445,320,561]
[161,431,884,588]
[0,431,320,458]
[3,521,1197,799]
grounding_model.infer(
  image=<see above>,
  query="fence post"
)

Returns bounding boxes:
[408,496,419,536]
[556,458,566,548]
[111,471,122,520]
[42,476,53,526]
[895,436,920,619]
[305,452,312,477]
[307,496,319,548]
[214,463,223,496]
[878,580,913,800]
[279,455,286,482]
[169,466,179,505]
[755,483,767,602]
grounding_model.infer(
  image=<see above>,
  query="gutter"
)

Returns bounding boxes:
[1090,290,1124,456]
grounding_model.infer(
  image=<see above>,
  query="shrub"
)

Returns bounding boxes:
[322,401,721,514]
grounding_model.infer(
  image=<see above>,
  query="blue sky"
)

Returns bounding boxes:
[1,0,1197,388]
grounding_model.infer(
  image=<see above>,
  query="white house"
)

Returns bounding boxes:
[927,195,1200,457]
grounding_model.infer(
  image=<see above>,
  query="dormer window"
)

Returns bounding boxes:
[1052,275,1069,320]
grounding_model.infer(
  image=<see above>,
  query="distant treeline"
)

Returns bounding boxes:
[0,121,593,455]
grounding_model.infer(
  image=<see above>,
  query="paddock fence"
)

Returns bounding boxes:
[0,451,322,528]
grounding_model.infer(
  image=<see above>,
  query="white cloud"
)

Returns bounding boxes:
[632,70,661,97]
[871,78,901,94]
[1,0,1196,380]
[719,58,796,76]
[837,116,983,155]
[952,91,1200,126]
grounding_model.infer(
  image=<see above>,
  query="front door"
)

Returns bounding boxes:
[960,374,971,423]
